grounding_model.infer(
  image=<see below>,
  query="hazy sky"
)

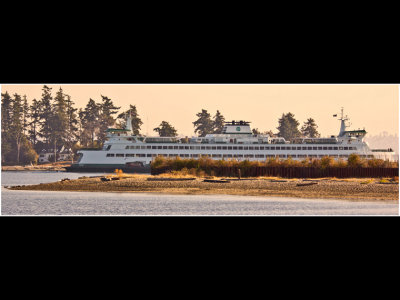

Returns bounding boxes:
[1,84,398,137]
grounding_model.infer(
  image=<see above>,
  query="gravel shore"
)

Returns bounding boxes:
[7,175,399,202]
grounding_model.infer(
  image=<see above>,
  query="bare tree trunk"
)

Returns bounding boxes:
[54,140,57,163]
[16,134,22,164]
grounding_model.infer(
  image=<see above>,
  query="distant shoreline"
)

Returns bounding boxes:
[2,165,67,172]
[7,175,399,203]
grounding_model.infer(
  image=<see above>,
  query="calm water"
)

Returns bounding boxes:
[1,171,399,216]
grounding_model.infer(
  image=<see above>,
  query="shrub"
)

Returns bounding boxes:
[347,154,363,168]
[152,156,166,169]
[320,156,335,168]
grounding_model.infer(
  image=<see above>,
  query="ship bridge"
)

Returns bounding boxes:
[222,120,252,135]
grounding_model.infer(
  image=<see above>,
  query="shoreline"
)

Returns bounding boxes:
[1,164,69,172]
[7,175,399,203]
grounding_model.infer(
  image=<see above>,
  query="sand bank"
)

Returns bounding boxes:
[7,175,399,202]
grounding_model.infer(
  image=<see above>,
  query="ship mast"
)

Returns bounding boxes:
[337,107,351,137]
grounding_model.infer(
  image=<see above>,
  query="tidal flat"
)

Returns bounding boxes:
[7,174,399,203]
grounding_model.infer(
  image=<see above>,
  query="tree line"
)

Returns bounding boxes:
[1,85,320,165]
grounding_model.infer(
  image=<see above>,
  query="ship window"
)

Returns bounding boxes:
[179,154,185,157]
[206,146,211,150]
[228,146,232,150]
[313,147,317,150]
[224,154,233,158]
[328,147,332,150]
[106,153,115,157]
[237,154,243,158]
[147,146,152,149]
[323,147,327,150]
[281,147,285,150]
[307,147,312,150]
[147,154,152,157]
[243,147,248,150]
[192,154,199,158]
[141,146,146,149]
[174,146,179,149]
[339,147,343,150]
[126,154,135,157]
[254,147,259,150]
[163,146,168,149]
[276,147,280,150]
[271,147,275,150]
[125,146,129,149]
[116,154,124,157]
[255,154,264,158]
[248,147,254,150]
[297,147,301,150]
[333,147,338,150]
[318,147,322,150]
[179,146,184,150]
[195,146,201,150]
[233,147,237,150]
[212,146,216,150]
[201,146,206,150]
[190,146,194,150]
[217,146,222,150]
[168,146,173,149]
[260,147,264,150]
[302,147,306,150]
[184,154,190,157]
[152,146,157,149]
[344,147,348,150]
[157,146,162,149]
[265,147,270,150]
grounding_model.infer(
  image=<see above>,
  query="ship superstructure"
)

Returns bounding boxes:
[68,109,396,172]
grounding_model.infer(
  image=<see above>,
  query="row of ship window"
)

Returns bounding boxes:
[106,153,373,158]
[124,145,358,151]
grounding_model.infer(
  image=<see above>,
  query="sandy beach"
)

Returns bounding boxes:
[7,174,399,202]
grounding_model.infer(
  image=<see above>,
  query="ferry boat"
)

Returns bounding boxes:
[66,109,397,173]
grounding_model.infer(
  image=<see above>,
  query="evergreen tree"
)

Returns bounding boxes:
[10,93,24,163]
[153,121,178,137]
[97,95,121,144]
[22,95,29,136]
[38,85,53,149]
[65,94,79,149]
[117,105,143,135]
[301,118,320,138]
[79,99,100,147]
[193,109,214,137]
[50,87,69,161]
[28,98,41,148]
[213,110,225,134]
[277,112,301,141]
[1,92,13,163]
